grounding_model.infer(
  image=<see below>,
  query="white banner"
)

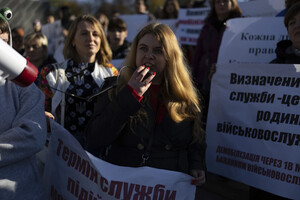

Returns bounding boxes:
[156,19,178,32]
[217,17,288,64]
[175,7,210,46]
[238,0,285,17]
[42,20,64,56]
[206,63,300,199]
[43,121,196,200]
[119,14,149,43]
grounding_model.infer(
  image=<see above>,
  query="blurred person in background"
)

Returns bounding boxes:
[160,0,180,19]
[271,2,300,64]
[46,14,55,24]
[59,5,74,38]
[134,0,156,21]
[107,17,131,59]
[24,32,56,79]
[182,0,206,8]
[32,19,42,33]
[11,27,24,55]
[24,32,57,121]
[53,5,75,64]
[192,0,242,125]
[276,0,299,17]
[94,12,109,34]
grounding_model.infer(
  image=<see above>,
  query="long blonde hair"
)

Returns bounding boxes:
[117,23,204,141]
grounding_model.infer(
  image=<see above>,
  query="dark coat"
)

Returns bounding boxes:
[112,40,131,60]
[270,40,300,64]
[192,18,227,97]
[192,14,242,97]
[85,86,206,174]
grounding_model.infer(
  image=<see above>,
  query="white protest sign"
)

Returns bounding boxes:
[238,0,285,17]
[175,7,210,46]
[217,17,288,64]
[206,63,300,199]
[156,19,178,32]
[43,120,196,200]
[119,14,149,43]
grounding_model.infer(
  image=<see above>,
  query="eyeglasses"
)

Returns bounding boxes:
[215,0,230,4]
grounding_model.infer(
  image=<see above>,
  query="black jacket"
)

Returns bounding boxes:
[112,40,131,60]
[85,85,206,174]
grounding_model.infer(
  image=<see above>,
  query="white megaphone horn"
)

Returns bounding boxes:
[0,38,38,87]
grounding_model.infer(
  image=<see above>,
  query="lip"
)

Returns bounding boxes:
[86,44,96,48]
[144,62,154,65]
[294,29,300,34]
[143,63,155,68]
[293,31,300,38]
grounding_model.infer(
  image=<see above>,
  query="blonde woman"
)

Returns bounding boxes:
[24,33,56,74]
[86,23,206,186]
[38,15,118,148]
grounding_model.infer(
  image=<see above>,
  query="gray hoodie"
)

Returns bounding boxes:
[0,80,47,199]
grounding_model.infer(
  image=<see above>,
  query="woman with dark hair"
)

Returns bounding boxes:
[107,17,131,59]
[134,0,156,21]
[192,0,242,124]
[38,15,118,148]
[160,0,180,19]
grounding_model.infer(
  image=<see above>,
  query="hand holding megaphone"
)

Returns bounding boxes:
[0,39,38,87]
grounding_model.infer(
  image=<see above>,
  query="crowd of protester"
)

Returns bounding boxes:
[0,0,299,199]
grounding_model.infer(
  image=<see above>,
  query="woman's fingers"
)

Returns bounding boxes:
[190,169,206,186]
[135,65,146,80]
[127,66,156,96]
